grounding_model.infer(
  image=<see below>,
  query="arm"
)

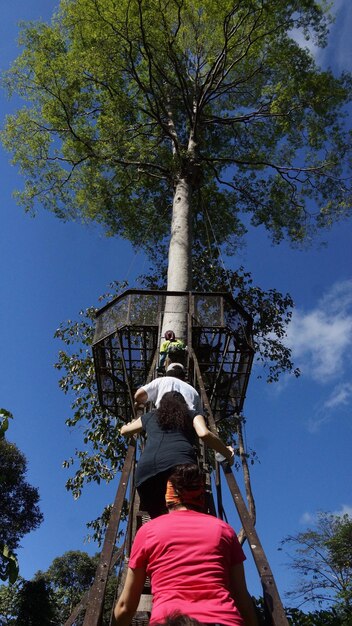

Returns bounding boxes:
[112,566,146,626]
[134,387,148,406]
[120,417,143,437]
[194,392,203,416]
[230,563,259,626]
[159,339,168,354]
[193,414,234,465]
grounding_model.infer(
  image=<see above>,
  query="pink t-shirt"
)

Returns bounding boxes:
[129,509,246,625]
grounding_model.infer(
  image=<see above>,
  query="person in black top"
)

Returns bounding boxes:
[120,391,234,518]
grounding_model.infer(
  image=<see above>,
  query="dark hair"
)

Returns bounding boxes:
[165,365,185,381]
[154,613,203,626]
[164,330,176,341]
[168,464,204,496]
[156,391,192,433]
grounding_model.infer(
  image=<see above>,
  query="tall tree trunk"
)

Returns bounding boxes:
[162,175,192,343]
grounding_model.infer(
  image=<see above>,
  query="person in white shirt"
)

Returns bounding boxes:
[134,363,202,414]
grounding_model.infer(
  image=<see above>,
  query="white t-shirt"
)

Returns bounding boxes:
[142,376,203,414]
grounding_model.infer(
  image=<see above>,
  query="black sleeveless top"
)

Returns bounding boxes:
[135,410,198,487]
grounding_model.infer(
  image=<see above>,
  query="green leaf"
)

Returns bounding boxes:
[0,408,13,438]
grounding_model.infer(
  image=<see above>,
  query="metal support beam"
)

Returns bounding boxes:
[221,464,288,626]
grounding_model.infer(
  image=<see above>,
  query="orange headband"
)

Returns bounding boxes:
[165,480,205,511]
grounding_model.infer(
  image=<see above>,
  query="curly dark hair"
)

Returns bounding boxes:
[168,464,204,494]
[154,613,203,626]
[156,391,193,433]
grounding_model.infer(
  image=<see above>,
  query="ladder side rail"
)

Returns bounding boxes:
[145,343,159,385]
[214,460,226,521]
[82,442,136,626]
[191,350,289,626]
[126,480,140,558]
[232,405,256,527]
[197,438,217,517]
[111,482,139,620]
[108,545,130,626]
[234,348,255,414]
[187,307,192,376]
[221,464,288,626]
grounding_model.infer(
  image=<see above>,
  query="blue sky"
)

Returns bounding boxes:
[1,0,351,612]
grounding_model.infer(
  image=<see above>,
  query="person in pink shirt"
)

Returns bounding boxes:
[112,464,258,626]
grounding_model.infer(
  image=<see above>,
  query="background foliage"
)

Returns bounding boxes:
[0,410,43,584]
[281,512,352,619]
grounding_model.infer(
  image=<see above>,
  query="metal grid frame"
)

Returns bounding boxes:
[190,323,254,421]
[92,290,254,421]
[93,325,159,418]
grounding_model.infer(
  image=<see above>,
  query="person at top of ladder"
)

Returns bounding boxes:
[121,391,234,518]
[112,464,259,626]
[134,362,202,414]
[157,330,186,373]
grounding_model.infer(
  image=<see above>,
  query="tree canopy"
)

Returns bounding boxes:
[0,410,43,584]
[2,0,351,276]
[42,550,98,622]
[254,597,351,625]
[281,512,352,619]
[15,578,56,626]
[0,580,18,625]
[0,441,43,559]
[40,550,117,625]
[0,551,117,626]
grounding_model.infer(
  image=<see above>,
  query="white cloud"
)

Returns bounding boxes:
[300,511,315,525]
[299,504,352,526]
[306,410,331,433]
[323,382,352,409]
[333,504,352,518]
[319,280,352,316]
[283,280,352,432]
[290,1,352,72]
[289,28,320,61]
[322,0,352,72]
[286,279,352,383]
[306,381,352,432]
[299,504,352,525]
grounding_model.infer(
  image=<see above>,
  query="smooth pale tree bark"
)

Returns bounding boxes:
[162,113,198,341]
[167,178,192,293]
[162,176,193,342]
